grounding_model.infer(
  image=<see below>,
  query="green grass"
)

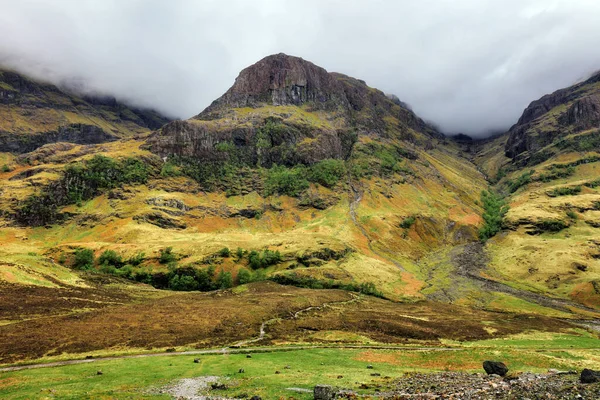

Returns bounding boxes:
[2,344,597,400]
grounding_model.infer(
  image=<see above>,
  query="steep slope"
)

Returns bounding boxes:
[0,68,170,153]
[505,71,600,165]
[470,74,600,313]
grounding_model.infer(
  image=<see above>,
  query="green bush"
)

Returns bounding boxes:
[236,247,244,261]
[169,274,199,291]
[566,210,578,220]
[128,252,145,266]
[479,190,509,242]
[308,159,347,188]
[159,247,177,264]
[248,249,282,270]
[216,270,233,289]
[535,219,569,233]
[237,268,253,284]
[264,165,309,197]
[1,164,10,173]
[73,248,95,270]
[547,186,582,197]
[98,250,123,267]
[585,178,600,188]
[507,171,533,193]
[218,247,231,257]
[399,215,416,229]
[160,162,181,177]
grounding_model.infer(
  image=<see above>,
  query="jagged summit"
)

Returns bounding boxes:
[200,53,344,114]
[148,53,440,164]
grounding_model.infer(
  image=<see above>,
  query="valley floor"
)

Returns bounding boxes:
[2,343,600,399]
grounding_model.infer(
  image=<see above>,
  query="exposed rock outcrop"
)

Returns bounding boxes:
[505,72,600,161]
[146,53,440,165]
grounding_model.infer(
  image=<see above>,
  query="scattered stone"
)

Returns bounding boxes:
[337,375,343,379]
[483,360,509,377]
[371,373,381,377]
[367,365,374,369]
[238,368,245,373]
[250,396,262,400]
[314,385,336,400]
[275,370,281,374]
[581,368,600,383]
[85,355,94,359]
[284,365,291,369]
[165,347,176,353]
[193,358,200,363]
[96,370,103,375]
[246,354,252,358]
[210,382,228,390]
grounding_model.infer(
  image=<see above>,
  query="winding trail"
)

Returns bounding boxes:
[230,293,360,347]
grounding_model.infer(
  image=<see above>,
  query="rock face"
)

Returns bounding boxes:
[483,360,509,376]
[505,71,600,161]
[0,68,170,153]
[201,53,345,112]
[146,53,440,165]
[314,384,337,400]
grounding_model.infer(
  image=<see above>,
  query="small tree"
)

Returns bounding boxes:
[237,268,253,284]
[218,247,231,257]
[73,248,95,270]
[216,270,233,289]
[159,247,177,264]
[98,250,123,267]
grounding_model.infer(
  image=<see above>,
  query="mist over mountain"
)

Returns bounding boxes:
[1,1,600,137]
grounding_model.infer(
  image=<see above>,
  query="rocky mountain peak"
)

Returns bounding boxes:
[199,53,345,117]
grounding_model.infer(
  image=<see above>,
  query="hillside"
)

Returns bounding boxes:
[0,68,169,154]
[469,73,600,315]
[0,54,598,368]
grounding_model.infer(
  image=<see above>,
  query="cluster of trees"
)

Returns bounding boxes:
[270,273,384,298]
[17,155,152,226]
[478,190,508,242]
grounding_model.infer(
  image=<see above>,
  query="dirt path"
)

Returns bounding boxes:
[231,293,360,347]
[347,179,405,271]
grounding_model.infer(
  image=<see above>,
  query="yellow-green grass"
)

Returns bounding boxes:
[2,344,598,400]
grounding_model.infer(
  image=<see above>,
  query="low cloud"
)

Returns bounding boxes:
[1,0,599,136]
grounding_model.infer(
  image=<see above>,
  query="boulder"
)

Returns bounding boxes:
[581,369,600,383]
[483,361,509,376]
[314,385,336,400]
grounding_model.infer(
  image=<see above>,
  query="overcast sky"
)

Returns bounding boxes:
[1,0,599,136]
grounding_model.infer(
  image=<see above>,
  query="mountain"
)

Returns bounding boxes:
[505,71,600,165]
[0,68,170,153]
[146,53,440,165]
[0,54,598,366]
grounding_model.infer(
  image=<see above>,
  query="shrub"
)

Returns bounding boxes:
[236,247,244,260]
[159,247,177,264]
[535,219,569,233]
[584,178,600,188]
[507,171,533,193]
[169,274,198,291]
[248,249,282,269]
[479,190,509,242]
[216,270,233,289]
[73,248,95,270]
[98,250,123,267]
[160,162,181,177]
[399,215,416,229]
[237,268,253,284]
[308,159,347,188]
[264,165,309,197]
[566,210,578,220]
[128,252,145,266]
[218,247,231,257]
[1,164,10,173]
[547,186,581,197]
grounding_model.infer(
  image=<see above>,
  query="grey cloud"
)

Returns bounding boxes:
[0,0,599,136]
